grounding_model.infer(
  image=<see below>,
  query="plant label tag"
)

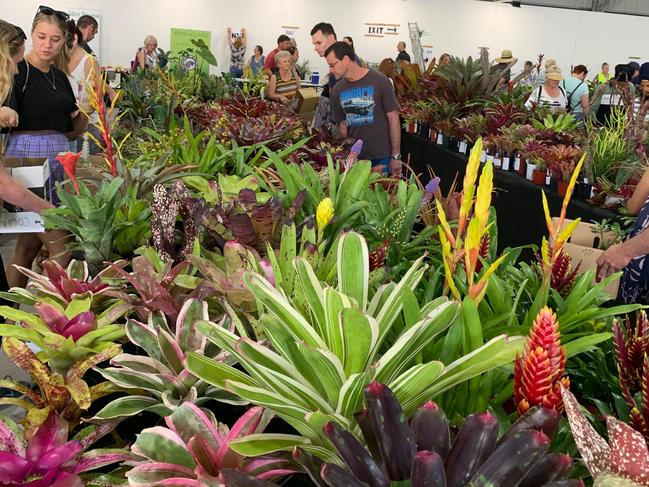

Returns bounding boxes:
[494,157,502,168]
[436,133,444,145]
[481,150,487,163]
[545,174,551,186]
[486,154,494,165]
[514,157,521,171]
[502,157,510,171]
[590,187,595,198]
[526,164,536,180]
[459,141,467,154]
[583,178,589,184]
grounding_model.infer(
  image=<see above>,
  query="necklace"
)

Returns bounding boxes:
[42,68,56,90]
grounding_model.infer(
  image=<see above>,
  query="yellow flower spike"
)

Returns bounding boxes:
[560,153,586,223]
[541,191,556,240]
[435,199,456,247]
[438,228,461,301]
[464,218,483,284]
[556,218,581,251]
[541,237,550,268]
[474,161,493,230]
[458,138,483,236]
[316,198,335,233]
[470,252,509,303]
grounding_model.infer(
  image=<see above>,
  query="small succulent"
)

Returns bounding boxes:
[0,410,133,486]
[93,298,240,421]
[126,402,296,486]
[292,381,574,487]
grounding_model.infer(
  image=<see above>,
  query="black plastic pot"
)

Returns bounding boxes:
[576,182,593,199]
[417,123,430,139]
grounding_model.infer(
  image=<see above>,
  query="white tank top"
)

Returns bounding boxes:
[68,54,91,106]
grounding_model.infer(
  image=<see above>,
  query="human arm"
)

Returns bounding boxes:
[66,111,89,141]
[226,28,233,47]
[338,120,348,139]
[241,28,247,46]
[597,229,649,280]
[627,168,649,215]
[580,93,590,117]
[136,50,145,70]
[387,110,402,177]
[266,74,288,104]
[0,165,54,214]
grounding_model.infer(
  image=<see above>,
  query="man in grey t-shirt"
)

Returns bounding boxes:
[326,42,402,177]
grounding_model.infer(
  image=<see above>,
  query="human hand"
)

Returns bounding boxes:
[227,27,232,33]
[0,107,19,128]
[390,158,402,178]
[596,243,632,281]
[446,191,463,221]
[278,95,289,105]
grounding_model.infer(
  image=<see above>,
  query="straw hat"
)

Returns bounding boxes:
[545,60,563,81]
[495,49,517,64]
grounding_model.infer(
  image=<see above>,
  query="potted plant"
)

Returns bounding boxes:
[500,124,536,176]
[522,140,548,184]
[545,144,582,196]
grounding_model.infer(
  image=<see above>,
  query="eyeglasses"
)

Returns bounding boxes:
[328,59,341,69]
[37,5,70,22]
[10,24,26,43]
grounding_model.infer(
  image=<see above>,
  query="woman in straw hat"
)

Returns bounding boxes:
[525,59,567,111]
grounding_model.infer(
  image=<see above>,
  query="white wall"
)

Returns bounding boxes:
[2,0,648,80]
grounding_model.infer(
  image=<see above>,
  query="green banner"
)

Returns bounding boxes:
[170,28,212,74]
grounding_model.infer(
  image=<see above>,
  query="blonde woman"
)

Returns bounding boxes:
[267,50,300,105]
[4,6,82,288]
[0,19,60,294]
[525,60,567,111]
[135,35,159,71]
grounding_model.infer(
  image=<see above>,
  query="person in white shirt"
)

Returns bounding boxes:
[525,60,567,111]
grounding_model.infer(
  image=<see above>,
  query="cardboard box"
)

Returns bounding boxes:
[292,88,319,114]
[0,160,50,234]
[552,217,620,297]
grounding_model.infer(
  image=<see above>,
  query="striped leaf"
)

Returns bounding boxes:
[337,232,369,311]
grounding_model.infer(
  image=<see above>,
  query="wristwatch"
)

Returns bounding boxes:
[392,154,402,160]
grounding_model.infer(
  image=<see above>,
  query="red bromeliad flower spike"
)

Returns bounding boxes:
[551,249,580,297]
[514,306,569,416]
[56,152,82,194]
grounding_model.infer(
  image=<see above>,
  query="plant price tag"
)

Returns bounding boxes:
[502,157,510,171]
[480,150,487,163]
[486,154,494,165]
[545,174,551,186]
[514,157,521,171]
[459,141,467,154]
[436,133,444,145]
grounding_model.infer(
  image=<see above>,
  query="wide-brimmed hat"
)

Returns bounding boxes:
[545,61,563,81]
[495,49,517,64]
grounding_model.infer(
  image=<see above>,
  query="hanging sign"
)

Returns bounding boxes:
[282,25,300,38]
[364,23,400,38]
[170,28,212,74]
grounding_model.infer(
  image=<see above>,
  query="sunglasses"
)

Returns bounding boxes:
[37,5,70,22]
[10,24,26,43]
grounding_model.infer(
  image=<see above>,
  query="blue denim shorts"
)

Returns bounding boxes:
[371,156,391,175]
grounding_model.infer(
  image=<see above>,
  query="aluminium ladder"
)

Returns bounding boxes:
[408,22,425,71]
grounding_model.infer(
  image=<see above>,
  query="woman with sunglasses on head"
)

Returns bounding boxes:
[3,6,87,289]
[0,20,58,296]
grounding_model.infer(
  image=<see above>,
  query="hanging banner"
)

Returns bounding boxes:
[170,27,212,74]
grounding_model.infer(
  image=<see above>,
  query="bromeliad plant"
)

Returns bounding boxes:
[562,385,649,486]
[92,298,241,421]
[0,410,133,487]
[0,337,121,436]
[187,232,524,461]
[292,381,575,487]
[126,402,296,486]
[0,295,126,375]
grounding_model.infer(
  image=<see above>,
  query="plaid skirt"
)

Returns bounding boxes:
[4,132,68,205]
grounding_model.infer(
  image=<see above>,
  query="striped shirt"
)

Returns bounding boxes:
[274,72,299,100]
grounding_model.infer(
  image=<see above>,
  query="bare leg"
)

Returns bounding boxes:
[6,233,44,288]
[5,230,71,288]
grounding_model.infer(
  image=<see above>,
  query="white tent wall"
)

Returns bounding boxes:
[1,0,647,79]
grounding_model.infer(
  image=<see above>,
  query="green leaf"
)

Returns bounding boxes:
[336,371,373,418]
[341,308,375,376]
[93,396,171,420]
[564,333,613,358]
[134,427,195,469]
[337,232,369,310]
[228,433,312,456]
[64,295,92,319]
[185,352,258,389]
[389,361,445,407]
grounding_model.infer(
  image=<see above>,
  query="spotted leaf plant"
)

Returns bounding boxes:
[0,337,121,436]
[562,385,649,486]
[126,402,296,486]
[186,231,524,461]
[93,298,241,421]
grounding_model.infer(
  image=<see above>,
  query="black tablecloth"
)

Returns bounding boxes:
[402,132,618,252]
